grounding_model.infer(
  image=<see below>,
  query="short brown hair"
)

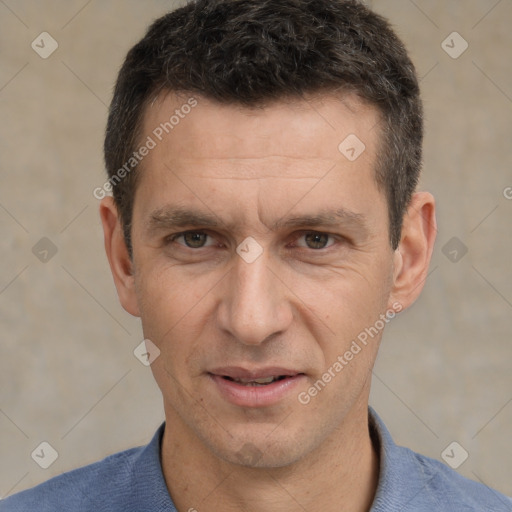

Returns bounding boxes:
[104,0,423,254]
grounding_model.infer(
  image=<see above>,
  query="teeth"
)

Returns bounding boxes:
[251,376,276,384]
[233,376,279,385]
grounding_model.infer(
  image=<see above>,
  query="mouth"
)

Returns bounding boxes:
[208,367,305,407]
[220,375,290,386]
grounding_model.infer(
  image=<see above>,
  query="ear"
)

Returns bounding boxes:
[388,191,437,311]
[99,197,140,317]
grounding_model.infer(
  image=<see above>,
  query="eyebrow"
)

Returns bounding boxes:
[146,205,369,236]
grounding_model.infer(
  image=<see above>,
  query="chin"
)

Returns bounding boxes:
[210,428,315,469]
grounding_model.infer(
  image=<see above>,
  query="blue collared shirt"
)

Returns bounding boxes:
[1,408,510,511]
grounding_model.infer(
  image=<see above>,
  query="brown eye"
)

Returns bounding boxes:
[168,231,213,249]
[303,232,331,249]
[182,232,208,248]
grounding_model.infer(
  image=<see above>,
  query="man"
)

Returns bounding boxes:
[2,0,511,510]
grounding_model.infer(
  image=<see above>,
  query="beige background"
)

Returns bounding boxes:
[1,0,511,500]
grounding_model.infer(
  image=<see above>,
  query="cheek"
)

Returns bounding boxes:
[135,262,208,342]
[296,270,392,411]
[296,261,391,337]
[137,269,211,396]
[294,267,393,389]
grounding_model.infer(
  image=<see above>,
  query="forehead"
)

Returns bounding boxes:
[133,91,386,235]
[140,90,381,172]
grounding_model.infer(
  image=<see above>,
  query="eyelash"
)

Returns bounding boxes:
[165,230,340,251]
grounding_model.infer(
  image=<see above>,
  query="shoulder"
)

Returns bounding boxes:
[405,447,512,511]
[369,408,512,511]
[0,446,144,512]
[0,424,174,512]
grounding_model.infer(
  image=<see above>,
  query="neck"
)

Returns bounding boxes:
[161,401,379,512]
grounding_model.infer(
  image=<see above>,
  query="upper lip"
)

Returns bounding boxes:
[209,366,303,380]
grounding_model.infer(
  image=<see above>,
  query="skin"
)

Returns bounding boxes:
[100,91,436,512]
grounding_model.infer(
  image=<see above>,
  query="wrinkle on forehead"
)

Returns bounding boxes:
[143,91,380,161]
[161,156,340,181]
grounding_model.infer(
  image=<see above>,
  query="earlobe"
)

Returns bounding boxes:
[389,192,437,311]
[99,197,140,317]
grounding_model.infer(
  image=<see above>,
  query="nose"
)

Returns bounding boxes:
[217,249,293,346]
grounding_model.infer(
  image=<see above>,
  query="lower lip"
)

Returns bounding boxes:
[209,374,305,408]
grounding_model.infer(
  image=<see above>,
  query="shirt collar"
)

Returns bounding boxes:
[368,406,437,510]
[130,423,177,511]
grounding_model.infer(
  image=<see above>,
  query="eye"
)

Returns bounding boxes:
[295,232,336,250]
[168,231,215,249]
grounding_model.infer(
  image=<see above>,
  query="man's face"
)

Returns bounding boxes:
[127,92,400,467]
